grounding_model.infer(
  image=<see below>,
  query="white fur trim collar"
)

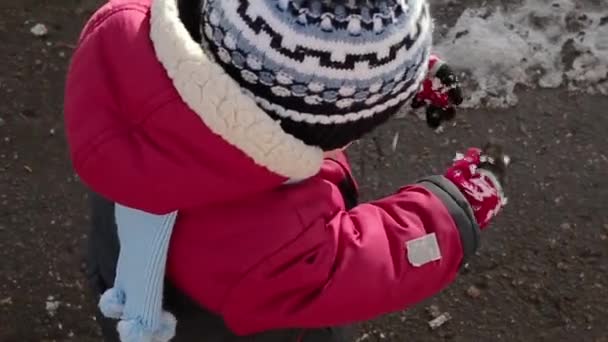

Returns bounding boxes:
[149,0,323,180]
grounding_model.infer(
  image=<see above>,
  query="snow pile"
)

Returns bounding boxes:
[434,0,608,108]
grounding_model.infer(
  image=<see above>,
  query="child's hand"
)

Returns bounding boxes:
[444,145,509,229]
[412,55,464,129]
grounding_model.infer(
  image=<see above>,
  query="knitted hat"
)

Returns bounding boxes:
[200,0,432,150]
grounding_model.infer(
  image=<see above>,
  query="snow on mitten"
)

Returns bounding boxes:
[444,145,509,229]
[412,55,464,128]
[98,205,178,342]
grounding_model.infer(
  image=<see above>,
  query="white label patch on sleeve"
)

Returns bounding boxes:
[406,233,442,267]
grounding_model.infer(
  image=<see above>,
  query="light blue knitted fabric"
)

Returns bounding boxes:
[98,204,178,342]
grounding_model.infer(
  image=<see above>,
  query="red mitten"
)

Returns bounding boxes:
[412,55,464,128]
[444,147,508,229]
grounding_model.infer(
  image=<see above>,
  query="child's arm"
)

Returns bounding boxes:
[221,147,507,335]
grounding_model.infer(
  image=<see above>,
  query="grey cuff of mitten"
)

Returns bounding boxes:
[417,175,481,265]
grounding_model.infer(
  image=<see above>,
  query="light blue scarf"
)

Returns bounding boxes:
[98,204,178,342]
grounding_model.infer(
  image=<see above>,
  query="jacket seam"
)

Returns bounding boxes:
[218,196,333,319]
[219,203,306,311]
[78,4,149,49]
[325,156,359,192]
[324,158,359,210]
[74,94,181,174]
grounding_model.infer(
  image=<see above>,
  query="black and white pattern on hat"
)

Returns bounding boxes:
[200,0,432,149]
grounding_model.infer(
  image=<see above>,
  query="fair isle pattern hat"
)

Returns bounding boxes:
[200,0,432,150]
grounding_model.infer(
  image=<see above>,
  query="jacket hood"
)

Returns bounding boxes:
[150,0,323,179]
[65,0,323,214]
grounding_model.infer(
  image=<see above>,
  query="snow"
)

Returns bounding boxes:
[46,296,60,317]
[433,0,608,108]
[30,23,48,37]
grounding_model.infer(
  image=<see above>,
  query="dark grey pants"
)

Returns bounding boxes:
[86,192,355,342]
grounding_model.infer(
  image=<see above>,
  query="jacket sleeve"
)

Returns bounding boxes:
[221,176,479,335]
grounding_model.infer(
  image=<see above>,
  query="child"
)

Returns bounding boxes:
[64,0,508,341]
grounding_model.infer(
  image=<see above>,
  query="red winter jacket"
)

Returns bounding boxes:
[64,0,480,336]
